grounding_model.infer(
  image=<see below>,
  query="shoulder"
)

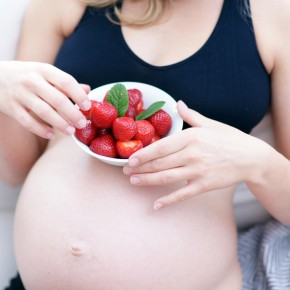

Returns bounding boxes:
[250,0,290,73]
[250,0,290,154]
[25,0,86,38]
[18,0,86,62]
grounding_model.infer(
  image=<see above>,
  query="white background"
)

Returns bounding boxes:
[0,0,28,288]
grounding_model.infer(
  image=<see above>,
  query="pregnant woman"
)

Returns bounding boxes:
[1,0,290,289]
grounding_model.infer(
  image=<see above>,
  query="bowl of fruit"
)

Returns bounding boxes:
[72,82,183,166]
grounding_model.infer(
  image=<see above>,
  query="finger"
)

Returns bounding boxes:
[128,132,188,167]
[39,64,91,111]
[15,106,55,139]
[22,94,76,136]
[123,149,188,175]
[153,180,202,210]
[153,174,232,209]
[177,100,213,127]
[128,167,193,186]
[80,84,91,94]
[33,80,87,129]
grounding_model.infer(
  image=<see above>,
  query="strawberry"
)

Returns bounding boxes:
[90,134,117,158]
[112,117,137,141]
[128,89,142,107]
[80,109,91,119]
[150,133,161,144]
[135,99,144,114]
[98,128,111,136]
[116,140,143,158]
[75,120,97,145]
[80,100,97,119]
[90,101,118,128]
[134,120,155,146]
[147,109,172,136]
[124,105,137,119]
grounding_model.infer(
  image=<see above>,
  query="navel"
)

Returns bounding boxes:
[69,241,88,257]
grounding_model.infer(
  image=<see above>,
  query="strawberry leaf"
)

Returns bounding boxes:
[136,101,165,120]
[106,83,129,117]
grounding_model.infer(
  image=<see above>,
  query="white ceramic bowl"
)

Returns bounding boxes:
[72,82,183,166]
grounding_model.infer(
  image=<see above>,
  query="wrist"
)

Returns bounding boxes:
[243,138,277,186]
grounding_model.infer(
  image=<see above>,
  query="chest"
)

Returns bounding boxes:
[120,0,224,67]
[54,2,270,133]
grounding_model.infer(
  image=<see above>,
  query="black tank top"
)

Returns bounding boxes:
[54,0,270,133]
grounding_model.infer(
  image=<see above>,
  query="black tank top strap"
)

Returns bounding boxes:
[74,5,106,32]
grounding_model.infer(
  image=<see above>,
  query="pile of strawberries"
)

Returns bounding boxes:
[75,83,172,159]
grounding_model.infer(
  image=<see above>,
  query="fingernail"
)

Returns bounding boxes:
[123,166,132,175]
[178,100,188,108]
[47,132,55,139]
[130,176,140,184]
[77,118,87,128]
[66,126,75,135]
[154,203,163,210]
[129,158,139,167]
[81,100,91,111]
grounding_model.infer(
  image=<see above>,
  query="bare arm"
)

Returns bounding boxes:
[0,0,88,186]
[122,0,290,225]
[246,0,290,225]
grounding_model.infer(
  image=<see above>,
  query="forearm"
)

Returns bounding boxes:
[0,112,45,186]
[0,0,88,187]
[246,144,290,226]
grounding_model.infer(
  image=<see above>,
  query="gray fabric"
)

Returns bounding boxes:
[238,219,290,290]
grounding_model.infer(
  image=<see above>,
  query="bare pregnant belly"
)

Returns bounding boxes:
[14,135,242,290]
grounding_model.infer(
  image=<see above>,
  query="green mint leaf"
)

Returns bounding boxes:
[106,83,129,117]
[136,101,165,120]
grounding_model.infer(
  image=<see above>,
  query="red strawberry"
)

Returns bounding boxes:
[80,109,91,119]
[112,117,137,141]
[98,128,111,136]
[124,105,137,119]
[135,99,144,114]
[80,100,97,119]
[134,120,155,146]
[147,109,172,136]
[90,134,117,158]
[116,140,143,158]
[150,133,161,144]
[90,101,118,129]
[75,120,97,145]
[128,89,142,107]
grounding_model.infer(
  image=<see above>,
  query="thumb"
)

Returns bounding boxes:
[177,100,212,127]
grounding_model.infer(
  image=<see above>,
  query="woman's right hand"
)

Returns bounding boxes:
[0,61,91,139]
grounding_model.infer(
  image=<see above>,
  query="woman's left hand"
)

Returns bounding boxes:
[123,100,270,209]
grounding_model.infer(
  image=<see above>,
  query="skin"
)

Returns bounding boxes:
[1,0,290,289]
[0,61,90,185]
